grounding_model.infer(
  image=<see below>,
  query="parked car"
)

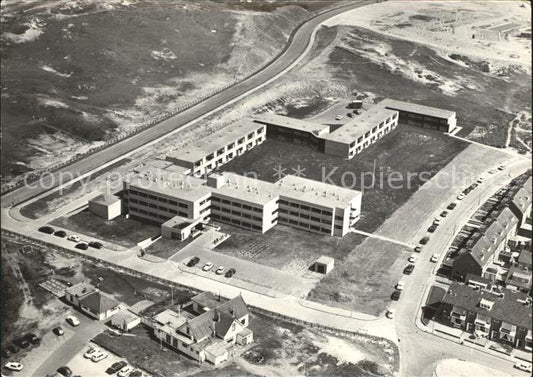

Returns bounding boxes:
[335,115,344,120]
[129,371,142,377]
[54,230,67,238]
[403,264,415,275]
[430,253,440,263]
[408,254,417,263]
[186,256,200,267]
[386,309,394,319]
[202,262,214,272]
[456,193,466,200]
[440,211,448,218]
[391,290,401,301]
[447,202,457,210]
[91,351,108,362]
[476,177,485,183]
[514,361,532,373]
[414,246,422,253]
[67,235,80,242]
[433,218,441,226]
[488,168,497,174]
[354,109,362,115]
[88,241,103,249]
[57,366,73,377]
[427,224,437,233]
[225,268,236,278]
[4,362,23,372]
[24,333,40,345]
[53,326,64,336]
[215,266,225,275]
[38,226,54,234]
[66,316,80,327]
[3,345,18,357]
[470,182,479,189]
[420,236,430,245]
[347,112,355,118]
[75,242,89,250]
[497,165,505,171]
[396,281,405,290]
[83,347,98,359]
[118,365,133,377]
[13,338,30,349]
[106,361,127,375]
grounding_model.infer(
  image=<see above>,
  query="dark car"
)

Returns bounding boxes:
[53,326,64,336]
[427,225,437,233]
[14,338,30,349]
[414,246,422,253]
[2,348,12,358]
[54,230,67,238]
[391,290,402,301]
[38,226,54,234]
[5,344,19,355]
[225,268,236,278]
[24,333,40,345]
[447,202,457,210]
[129,371,142,377]
[75,242,89,250]
[440,211,448,217]
[403,264,415,275]
[88,241,103,249]
[187,256,200,267]
[57,366,73,377]
[420,236,430,245]
[106,360,127,374]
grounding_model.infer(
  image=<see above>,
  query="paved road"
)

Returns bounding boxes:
[393,158,531,377]
[1,0,374,208]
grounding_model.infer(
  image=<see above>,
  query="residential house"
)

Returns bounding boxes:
[147,293,253,365]
[437,281,532,352]
[64,282,120,321]
[111,310,141,331]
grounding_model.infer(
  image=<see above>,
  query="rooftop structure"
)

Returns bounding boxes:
[253,113,330,136]
[378,98,456,120]
[90,194,120,206]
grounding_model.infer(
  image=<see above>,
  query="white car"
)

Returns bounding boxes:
[488,168,497,174]
[433,218,441,226]
[335,115,344,120]
[66,315,80,326]
[118,365,133,377]
[215,266,225,275]
[67,235,80,242]
[408,254,417,263]
[430,253,440,263]
[514,361,532,373]
[4,362,23,372]
[386,310,394,319]
[83,347,98,359]
[476,177,485,183]
[396,281,405,291]
[202,262,214,272]
[91,351,108,362]
[457,193,465,200]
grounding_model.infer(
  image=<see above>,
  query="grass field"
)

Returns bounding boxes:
[215,223,366,275]
[51,210,160,248]
[221,125,469,233]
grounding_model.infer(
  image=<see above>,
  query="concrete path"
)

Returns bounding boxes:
[349,228,413,248]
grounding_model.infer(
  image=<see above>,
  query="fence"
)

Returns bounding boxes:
[2,227,387,345]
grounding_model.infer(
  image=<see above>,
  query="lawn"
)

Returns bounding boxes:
[93,312,398,377]
[145,237,195,260]
[51,209,160,248]
[221,125,469,234]
[215,223,366,275]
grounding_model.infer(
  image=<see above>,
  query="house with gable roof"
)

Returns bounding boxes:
[147,292,253,365]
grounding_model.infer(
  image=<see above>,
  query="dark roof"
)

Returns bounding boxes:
[426,286,447,307]
[186,311,214,341]
[518,248,532,268]
[190,292,249,319]
[442,282,532,329]
[466,273,493,289]
[80,291,119,314]
[191,292,224,311]
[505,266,532,290]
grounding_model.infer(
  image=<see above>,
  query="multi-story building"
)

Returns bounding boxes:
[437,281,532,352]
[147,293,253,365]
[166,119,266,177]
[509,176,532,237]
[378,98,457,133]
[253,106,399,160]
[122,167,362,238]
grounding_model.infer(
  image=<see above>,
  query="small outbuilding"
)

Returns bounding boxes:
[312,256,335,274]
[111,310,141,331]
[89,194,122,220]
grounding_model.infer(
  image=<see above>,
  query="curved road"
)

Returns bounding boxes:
[1,0,374,208]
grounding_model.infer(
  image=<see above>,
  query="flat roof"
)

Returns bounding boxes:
[215,173,361,209]
[90,193,120,206]
[167,119,264,164]
[162,215,197,230]
[153,309,187,331]
[253,113,330,135]
[320,106,397,143]
[488,22,522,32]
[127,167,211,202]
[316,256,335,264]
[378,98,456,119]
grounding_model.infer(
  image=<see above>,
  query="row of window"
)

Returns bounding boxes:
[278,217,330,233]
[211,206,262,221]
[278,200,332,216]
[130,207,171,221]
[197,129,265,166]
[130,200,188,217]
[211,197,262,213]
[279,209,333,224]
[128,190,189,209]
[211,214,263,230]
